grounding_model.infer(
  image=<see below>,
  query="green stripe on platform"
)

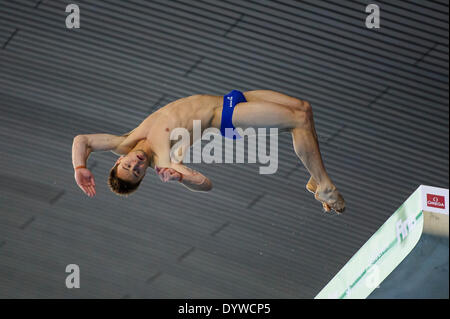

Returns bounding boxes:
[316,188,424,299]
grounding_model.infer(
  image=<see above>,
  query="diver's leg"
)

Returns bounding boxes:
[290,121,345,213]
[232,97,345,214]
[237,90,328,187]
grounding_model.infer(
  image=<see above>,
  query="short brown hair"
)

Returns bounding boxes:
[107,164,142,196]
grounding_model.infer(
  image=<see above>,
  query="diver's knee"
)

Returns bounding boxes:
[291,98,311,112]
[301,100,312,113]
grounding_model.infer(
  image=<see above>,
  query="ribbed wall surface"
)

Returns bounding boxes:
[0,0,448,298]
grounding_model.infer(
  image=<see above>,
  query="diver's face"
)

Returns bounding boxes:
[116,151,148,183]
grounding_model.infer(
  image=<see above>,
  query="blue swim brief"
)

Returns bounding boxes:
[220,89,247,139]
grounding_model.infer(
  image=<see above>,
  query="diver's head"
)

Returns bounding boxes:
[107,150,149,196]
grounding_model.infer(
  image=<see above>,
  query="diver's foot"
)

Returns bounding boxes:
[314,185,346,214]
[306,176,318,194]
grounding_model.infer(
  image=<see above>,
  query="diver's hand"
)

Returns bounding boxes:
[74,168,96,197]
[155,166,182,183]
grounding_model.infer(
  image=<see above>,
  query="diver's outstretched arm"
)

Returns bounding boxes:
[72,134,125,197]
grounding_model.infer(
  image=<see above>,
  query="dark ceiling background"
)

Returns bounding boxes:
[0,0,448,298]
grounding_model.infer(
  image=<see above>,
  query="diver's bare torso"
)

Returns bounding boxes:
[116,94,223,165]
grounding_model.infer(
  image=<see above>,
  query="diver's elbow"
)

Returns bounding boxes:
[73,134,87,144]
[203,179,213,192]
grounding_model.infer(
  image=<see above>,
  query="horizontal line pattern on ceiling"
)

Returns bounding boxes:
[0,0,448,298]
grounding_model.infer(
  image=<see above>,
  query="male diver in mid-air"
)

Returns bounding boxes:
[72,90,345,214]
